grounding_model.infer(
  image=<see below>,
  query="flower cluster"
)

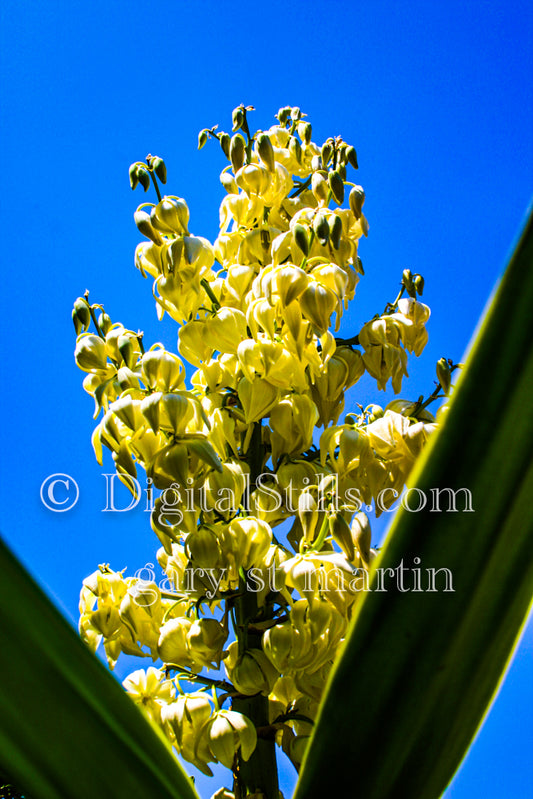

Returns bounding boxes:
[73,106,451,795]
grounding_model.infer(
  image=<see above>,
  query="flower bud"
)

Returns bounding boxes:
[134,210,163,245]
[220,170,238,194]
[97,312,112,335]
[198,129,209,150]
[293,223,309,256]
[224,642,279,695]
[72,297,91,334]
[75,334,107,372]
[414,274,425,295]
[117,333,136,369]
[349,185,365,219]
[321,142,333,168]
[346,145,358,169]
[232,106,244,131]
[298,121,312,144]
[311,171,329,204]
[219,132,231,158]
[277,107,291,125]
[137,167,151,192]
[437,357,452,395]
[256,133,275,171]
[328,170,344,205]
[313,212,330,245]
[289,136,302,164]
[298,490,319,542]
[328,213,343,249]
[186,527,221,569]
[129,163,140,190]
[402,268,415,296]
[328,511,355,561]
[351,511,372,564]
[230,134,246,172]
[151,156,167,184]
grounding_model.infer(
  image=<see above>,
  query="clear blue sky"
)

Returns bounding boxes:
[1,1,532,797]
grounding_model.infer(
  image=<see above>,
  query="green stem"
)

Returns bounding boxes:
[232,421,279,799]
[383,285,406,314]
[164,664,235,694]
[241,114,254,165]
[201,278,221,310]
[149,168,162,202]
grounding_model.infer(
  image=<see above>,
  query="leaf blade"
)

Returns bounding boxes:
[0,537,199,799]
[294,209,533,799]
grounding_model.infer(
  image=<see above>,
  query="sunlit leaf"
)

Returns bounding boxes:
[295,209,533,799]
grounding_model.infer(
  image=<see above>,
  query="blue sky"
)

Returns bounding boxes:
[1,1,532,797]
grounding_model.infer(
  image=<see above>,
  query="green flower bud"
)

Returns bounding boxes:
[151,156,167,184]
[72,309,83,335]
[256,133,275,171]
[290,107,301,121]
[346,145,358,169]
[414,274,425,295]
[402,269,416,298]
[298,121,312,144]
[293,223,309,256]
[289,136,302,164]
[230,134,246,173]
[232,106,244,132]
[72,297,91,332]
[313,212,330,246]
[198,129,209,150]
[277,107,291,126]
[328,170,345,205]
[328,511,355,562]
[137,167,151,192]
[349,186,365,219]
[129,163,139,190]
[98,312,112,335]
[219,132,231,158]
[321,141,333,168]
[298,490,319,542]
[117,333,136,369]
[436,357,452,395]
[328,213,343,250]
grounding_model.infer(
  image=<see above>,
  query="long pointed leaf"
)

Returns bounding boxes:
[295,209,533,799]
[0,537,199,799]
